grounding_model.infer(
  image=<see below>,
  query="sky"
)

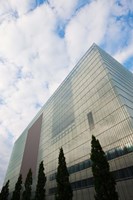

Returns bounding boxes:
[0,0,133,189]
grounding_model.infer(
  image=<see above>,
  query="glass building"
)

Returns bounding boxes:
[4,44,133,200]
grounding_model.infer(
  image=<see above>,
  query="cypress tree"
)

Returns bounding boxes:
[11,174,22,200]
[55,147,73,200]
[0,180,9,200]
[34,161,46,200]
[90,135,118,200]
[22,169,32,200]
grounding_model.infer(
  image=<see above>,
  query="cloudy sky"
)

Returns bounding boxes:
[0,0,133,189]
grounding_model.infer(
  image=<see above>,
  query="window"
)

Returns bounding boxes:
[87,112,94,130]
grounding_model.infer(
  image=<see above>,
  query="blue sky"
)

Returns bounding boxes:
[0,0,133,189]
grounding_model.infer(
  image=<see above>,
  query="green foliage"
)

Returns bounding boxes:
[22,169,32,200]
[11,174,22,200]
[0,180,9,200]
[90,135,118,200]
[34,161,46,200]
[55,147,73,200]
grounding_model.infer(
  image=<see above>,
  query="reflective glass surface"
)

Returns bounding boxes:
[5,44,133,200]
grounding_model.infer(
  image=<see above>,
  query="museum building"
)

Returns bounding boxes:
[4,44,133,200]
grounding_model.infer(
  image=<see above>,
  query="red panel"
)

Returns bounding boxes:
[20,114,43,181]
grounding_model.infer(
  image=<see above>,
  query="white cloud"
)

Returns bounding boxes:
[111,0,132,16]
[9,0,36,15]
[65,0,113,65]
[0,60,17,90]
[48,0,78,20]
[114,31,133,63]
[0,1,11,16]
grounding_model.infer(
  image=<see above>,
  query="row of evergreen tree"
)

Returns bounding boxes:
[0,135,119,200]
[0,160,46,200]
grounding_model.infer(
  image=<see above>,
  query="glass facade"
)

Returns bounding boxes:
[4,131,28,194]
[4,44,133,200]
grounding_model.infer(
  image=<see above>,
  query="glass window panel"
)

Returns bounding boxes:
[87,112,94,130]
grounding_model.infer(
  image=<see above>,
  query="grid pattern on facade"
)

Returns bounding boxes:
[4,44,133,200]
[52,78,75,137]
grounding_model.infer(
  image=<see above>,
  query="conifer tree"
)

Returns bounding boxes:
[22,169,32,200]
[55,147,73,200]
[34,161,46,200]
[11,174,22,200]
[90,135,118,200]
[0,180,9,200]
